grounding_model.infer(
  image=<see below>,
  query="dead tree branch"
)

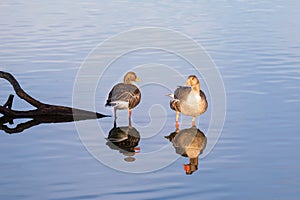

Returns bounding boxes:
[0,71,108,122]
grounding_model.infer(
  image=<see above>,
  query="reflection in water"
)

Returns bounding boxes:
[106,126,140,162]
[0,115,81,134]
[165,126,207,175]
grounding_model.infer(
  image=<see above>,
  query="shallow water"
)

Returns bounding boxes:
[1,1,300,200]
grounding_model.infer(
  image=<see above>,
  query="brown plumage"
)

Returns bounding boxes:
[106,126,141,162]
[170,88,207,114]
[168,75,208,128]
[165,126,207,175]
[105,72,141,127]
[105,83,141,109]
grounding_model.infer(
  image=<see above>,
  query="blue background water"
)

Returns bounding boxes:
[1,1,300,199]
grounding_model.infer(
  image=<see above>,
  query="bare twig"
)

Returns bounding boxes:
[3,94,14,109]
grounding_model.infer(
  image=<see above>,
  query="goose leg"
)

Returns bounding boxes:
[114,107,117,128]
[128,109,132,128]
[175,111,180,130]
[192,117,196,127]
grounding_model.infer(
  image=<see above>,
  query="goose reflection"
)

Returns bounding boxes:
[165,126,207,175]
[106,126,140,162]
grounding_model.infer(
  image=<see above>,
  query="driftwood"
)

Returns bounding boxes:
[0,71,108,134]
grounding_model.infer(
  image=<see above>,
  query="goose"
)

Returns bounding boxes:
[167,75,207,129]
[106,126,141,162]
[165,126,207,175]
[105,72,141,127]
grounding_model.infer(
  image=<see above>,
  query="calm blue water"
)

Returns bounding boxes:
[1,1,300,199]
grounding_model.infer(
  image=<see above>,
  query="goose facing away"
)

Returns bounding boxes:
[106,126,141,162]
[167,75,207,129]
[105,72,141,127]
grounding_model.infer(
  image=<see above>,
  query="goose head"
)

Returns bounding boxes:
[123,72,141,84]
[185,75,200,92]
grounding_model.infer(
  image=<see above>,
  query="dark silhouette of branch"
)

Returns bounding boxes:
[0,71,43,107]
[0,71,109,134]
[3,94,14,109]
[0,116,41,134]
[0,114,91,134]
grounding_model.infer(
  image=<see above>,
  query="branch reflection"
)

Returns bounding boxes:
[0,115,78,134]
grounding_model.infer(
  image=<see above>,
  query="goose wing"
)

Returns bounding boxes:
[106,83,141,109]
[169,86,191,112]
[199,90,208,113]
[174,86,191,101]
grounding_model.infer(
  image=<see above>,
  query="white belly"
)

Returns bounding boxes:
[111,101,129,110]
[181,92,201,117]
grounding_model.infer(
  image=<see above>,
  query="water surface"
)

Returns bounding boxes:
[1,1,300,199]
